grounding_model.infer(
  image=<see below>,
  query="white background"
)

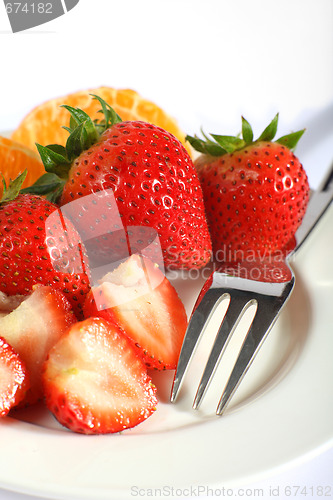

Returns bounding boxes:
[0,0,333,185]
[0,1,332,499]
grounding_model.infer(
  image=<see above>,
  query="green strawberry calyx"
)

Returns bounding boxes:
[0,170,27,205]
[21,95,123,203]
[186,113,305,157]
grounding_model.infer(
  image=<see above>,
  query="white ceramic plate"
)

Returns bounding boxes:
[0,200,332,500]
[1,115,333,499]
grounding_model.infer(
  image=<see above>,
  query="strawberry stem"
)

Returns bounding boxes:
[256,113,279,142]
[241,116,253,144]
[20,173,66,204]
[276,129,305,149]
[186,114,305,157]
[0,170,27,204]
[21,95,123,202]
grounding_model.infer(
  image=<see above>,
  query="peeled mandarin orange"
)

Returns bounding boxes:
[12,87,189,153]
[0,136,44,197]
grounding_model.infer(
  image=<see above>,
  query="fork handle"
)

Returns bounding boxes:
[293,163,333,255]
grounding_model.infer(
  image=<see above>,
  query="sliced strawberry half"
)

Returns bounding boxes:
[0,286,76,405]
[83,254,188,370]
[42,317,158,434]
[0,336,30,416]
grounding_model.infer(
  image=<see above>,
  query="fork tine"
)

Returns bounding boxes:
[193,293,256,410]
[170,288,228,403]
[216,278,295,415]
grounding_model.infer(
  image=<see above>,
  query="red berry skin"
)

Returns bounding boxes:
[195,141,309,261]
[0,336,30,416]
[43,317,158,434]
[60,121,212,270]
[0,194,90,318]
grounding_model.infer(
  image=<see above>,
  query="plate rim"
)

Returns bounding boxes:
[0,206,332,500]
[0,123,333,500]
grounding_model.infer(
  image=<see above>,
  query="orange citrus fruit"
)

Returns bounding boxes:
[0,136,45,197]
[12,87,190,153]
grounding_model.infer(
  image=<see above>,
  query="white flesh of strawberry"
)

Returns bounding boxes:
[0,288,72,401]
[101,282,176,356]
[48,326,155,423]
[0,291,26,313]
[0,293,56,362]
[0,363,13,394]
[88,254,187,368]
[98,254,164,300]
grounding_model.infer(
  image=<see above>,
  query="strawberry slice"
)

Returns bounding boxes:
[0,336,29,417]
[0,286,76,405]
[83,254,188,370]
[42,317,158,434]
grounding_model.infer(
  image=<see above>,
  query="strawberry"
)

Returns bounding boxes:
[0,285,76,405]
[187,114,310,261]
[0,336,29,416]
[83,254,188,370]
[42,316,158,434]
[24,95,212,270]
[0,172,90,318]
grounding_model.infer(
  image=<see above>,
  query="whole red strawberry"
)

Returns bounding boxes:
[26,95,212,270]
[187,114,309,261]
[0,173,90,318]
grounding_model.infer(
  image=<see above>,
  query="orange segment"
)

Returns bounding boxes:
[12,87,190,153]
[0,136,45,197]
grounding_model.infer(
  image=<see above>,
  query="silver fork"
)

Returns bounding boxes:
[171,164,333,415]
